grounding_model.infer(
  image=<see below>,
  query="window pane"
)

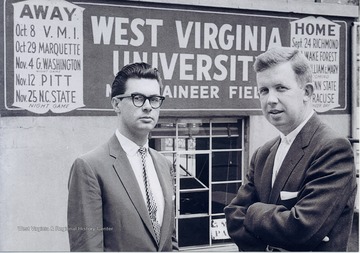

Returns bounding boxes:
[211,216,232,245]
[151,122,176,138]
[177,137,207,151]
[212,183,242,214]
[212,122,241,137]
[178,217,210,247]
[212,136,241,150]
[177,122,210,138]
[212,151,242,182]
[180,191,208,215]
[178,153,209,187]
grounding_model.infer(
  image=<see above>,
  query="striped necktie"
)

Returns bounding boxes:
[138,147,161,244]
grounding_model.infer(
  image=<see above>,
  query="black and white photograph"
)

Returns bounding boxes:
[0,0,359,251]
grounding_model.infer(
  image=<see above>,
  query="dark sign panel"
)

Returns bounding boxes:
[1,0,350,116]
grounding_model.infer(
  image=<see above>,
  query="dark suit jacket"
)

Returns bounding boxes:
[224,114,357,251]
[67,134,178,251]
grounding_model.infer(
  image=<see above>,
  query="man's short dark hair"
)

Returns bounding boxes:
[111,62,163,98]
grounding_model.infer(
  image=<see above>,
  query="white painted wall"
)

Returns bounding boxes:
[0,116,117,251]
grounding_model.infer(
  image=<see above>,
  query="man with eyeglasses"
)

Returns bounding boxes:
[67,62,178,251]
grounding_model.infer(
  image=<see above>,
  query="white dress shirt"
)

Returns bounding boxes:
[272,111,314,186]
[115,130,164,225]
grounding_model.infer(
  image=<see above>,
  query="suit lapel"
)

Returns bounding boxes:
[259,139,280,202]
[149,149,172,250]
[268,114,320,204]
[108,135,156,242]
[269,139,304,203]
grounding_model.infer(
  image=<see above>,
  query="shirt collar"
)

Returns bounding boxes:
[115,129,149,156]
[280,110,314,145]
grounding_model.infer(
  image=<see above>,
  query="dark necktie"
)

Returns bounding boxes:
[139,147,161,244]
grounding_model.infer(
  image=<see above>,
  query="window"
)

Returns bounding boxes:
[150,118,245,249]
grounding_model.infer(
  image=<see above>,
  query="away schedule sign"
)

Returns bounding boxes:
[12,0,85,113]
[1,0,350,116]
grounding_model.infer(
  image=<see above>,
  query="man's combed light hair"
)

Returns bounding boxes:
[254,47,313,87]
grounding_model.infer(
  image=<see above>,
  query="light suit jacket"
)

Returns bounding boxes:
[224,114,357,251]
[67,134,178,251]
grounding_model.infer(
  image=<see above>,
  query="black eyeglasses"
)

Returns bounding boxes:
[115,93,165,109]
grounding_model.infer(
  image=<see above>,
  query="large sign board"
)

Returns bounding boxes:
[1,0,351,116]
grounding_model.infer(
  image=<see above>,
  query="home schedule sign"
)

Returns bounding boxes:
[1,0,350,116]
